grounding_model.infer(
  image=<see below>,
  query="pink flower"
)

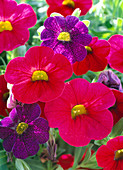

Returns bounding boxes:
[73,37,110,75]
[107,34,123,73]
[45,78,115,146]
[96,136,123,170]
[4,46,72,104]
[0,0,37,53]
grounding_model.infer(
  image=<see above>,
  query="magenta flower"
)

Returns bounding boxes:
[0,0,37,53]
[45,78,115,147]
[4,46,72,104]
[0,104,49,159]
[107,34,123,73]
[96,136,123,170]
[41,16,92,64]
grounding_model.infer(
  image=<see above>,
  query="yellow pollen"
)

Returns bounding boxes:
[115,149,123,160]
[31,70,48,82]
[57,32,71,42]
[62,0,75,8]
[0,21,13,32]
[16,122,28,135]
[85,46,92,53]
[71,104,87,119]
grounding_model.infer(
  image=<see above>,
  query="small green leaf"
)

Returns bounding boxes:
[109,118,123,138]
[82,20,90,27]
[82,144,93,164]
[50,13,63,17]
[72,8,81,18]
[15,159,31,170]
[94,136,110,146]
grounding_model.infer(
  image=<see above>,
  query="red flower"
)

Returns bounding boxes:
[45,78,115,146]
[37,102,47,120]
[57,154,74,169]
[96,136,123,170]
[109,89,123,125]
[107,34,123,73]
[46,0,92,17]
[0,0,37,53]
[4,46,72,104]
[0,75,10,117]
[73,37,110,75]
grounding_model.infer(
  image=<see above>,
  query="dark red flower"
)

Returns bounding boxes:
[109,89,123,125]
[57,154,74,169]
[0,75,10,117]
[73,37,110,75]
[96,136,123,170]
[46,0,92,17]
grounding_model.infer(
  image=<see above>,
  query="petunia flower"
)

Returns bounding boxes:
[41,15,92,64]
[57,154,74,169]
[107,34,123,73]
[0,0,37,53]
[109,89,123,125]
[73,37,110,75]
[46,0,92,17]
[96,136,123,170]
[0,103,49,159]
[44,78,115,147]
[4,46,72,104]
[0,75,11,117]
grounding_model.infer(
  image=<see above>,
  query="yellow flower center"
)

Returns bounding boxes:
[62,0,75,8]
[71,104,87,119]
[85,46,92,53]
[0,21,13,32]
[115,149,123,160]
[31,70,49,82]
[16,122,28,135]
[57,32,71,42]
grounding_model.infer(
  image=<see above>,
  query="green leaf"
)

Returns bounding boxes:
[94,136,110,146]
[72,146,87,169]
[72,8,81,18]
[79,152,102,169]
[82,144,93,164]
[15,159,31,170]
[50,12,63,17]
[0,150,8,170]
[109,118,123,138]
[82,20,90,27]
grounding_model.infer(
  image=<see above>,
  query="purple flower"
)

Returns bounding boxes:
[97,70,123,91]
[0,104,49,159]
[41,16,92,64]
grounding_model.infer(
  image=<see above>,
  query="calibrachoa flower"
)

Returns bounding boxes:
[109,89,123,125]
[73,37,110,75]
[57,154,74,169]
[45,78,115,147]
[41,15,92,64]
[0,103,49,159]
[4,46,72,104]
[46,0,92,17]
[0,0,37,53]
[107,34,123,73]
[0,75,11,117]
[96,136,123,170]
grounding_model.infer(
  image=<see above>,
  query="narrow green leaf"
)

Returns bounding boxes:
[109,118,123,138]
[15,159,31,170]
